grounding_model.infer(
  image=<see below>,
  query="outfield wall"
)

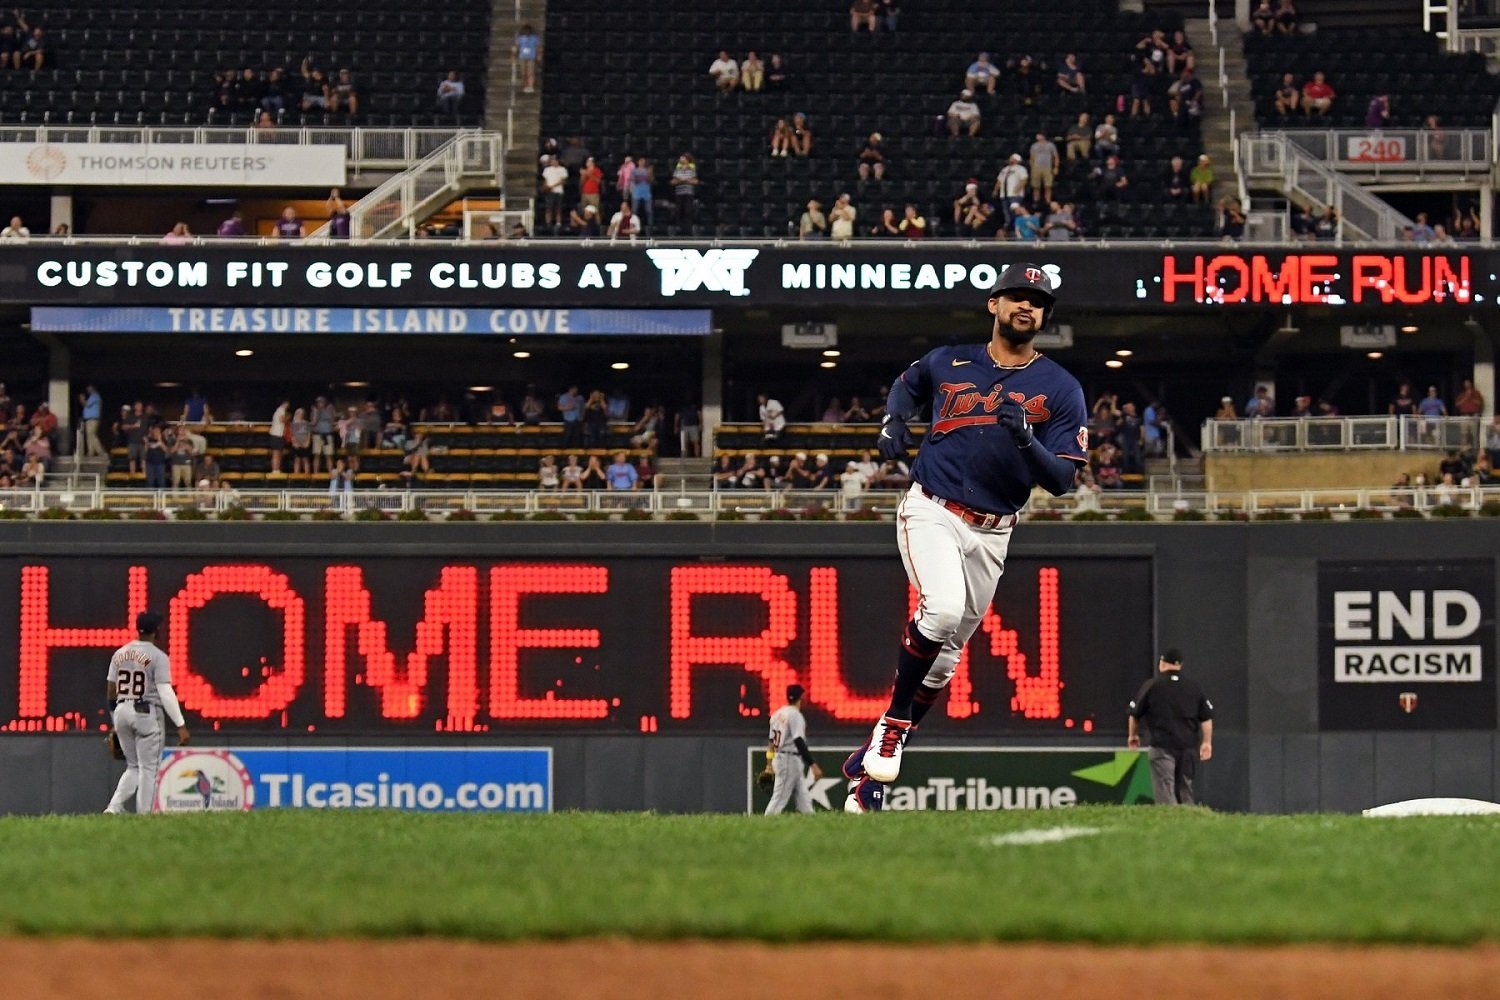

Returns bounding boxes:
[0,521,1492,815]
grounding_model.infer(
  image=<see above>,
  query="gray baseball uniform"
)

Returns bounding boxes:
[764,703,813,815]
[105,639,183,814]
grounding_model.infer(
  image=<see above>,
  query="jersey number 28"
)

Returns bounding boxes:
[117,669,148,699]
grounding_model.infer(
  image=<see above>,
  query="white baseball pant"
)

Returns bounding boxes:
[896,483,1014,692]
[764,753,813,815]
[106,702,164,814]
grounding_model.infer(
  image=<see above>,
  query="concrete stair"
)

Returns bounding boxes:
[487,0,546,215]
[1184,17,1251,205]
[654,457,714,492]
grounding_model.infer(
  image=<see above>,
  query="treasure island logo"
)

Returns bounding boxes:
[155,749,255,811]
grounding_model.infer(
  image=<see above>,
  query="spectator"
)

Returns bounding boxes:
[1168,68,1203,126]
[1043,201,1077,241]
[254,111,276,131]
[0,215,29,240]
[1029,131,1059,203]
[161,222,192,245]
[1472,451,1496,487]
[119,403,144,476]
[18,17,44,71]
[328,458,354,504]
[518,388,545,425]
[74,384,104,459]
[1094,442,1123,489]
[197,451,222,490]
[821,397,845,423]
[327,189,350,240]
[557,385,583,447]
[734,453,764,490]
[1190,155,1214,203]
[144,427,168,489]
[572,156,603,216]
[299,59,329,112]
[869,207,901,238]
[1455,378,1484,418]
[608,201,640,239]
[766,53,788,91]
[993,153,1028,216]
[960,200,996,239]
[1010,204,1040,241]
[273,206,303,239]
[808,454,834,490]
[569,203,602,236]
[401,431,431,484]
[0,21,16,72]
[1273,73,1300,119]
[1486,414,1500,468]
[1275,0,1298,34]
[1244,385,1275,418]
[1410,212,1435,243]
[965,52,999,95]
[1439,449,1468,483]
[858,132,887,178]
[613,154,634,199]
[1116,402,1143,473]
[435,70,466,123]
[1010,54,1042,108]
[850,0,876,32]
[289,408,311,476]
[216,211,246,238]
[790,112,813,156]
[829,193,857,240]
[1366,93,1390,130]
[770,118,793,157]
[1092,154,1130,200]
[1167,30,1195,74]
[1093,113,1120,159]
[952,179,981,223]
[676,401,702,457]
[1130,59,1157,119]
[758,393,786,442]
[799,199,827,240]
[1431,224,1456,247]
[629,405,662,450]
[629,157,654,229]
[845,398,872,423]
[514,24,542,93]
[310,395,337,475]
[635,454,656,490]
[841,461,869,505]
[740,51,764,92]
[671,153,699,228]
[1065,112,1091,161]
[579,390,608,446]
[1288,204,1315,241]
[1302,71,1334,116]
[877,0,899,31]
[1252,0,1275,35]
[1143,400,1168,456]
[709,50,739,91]
[1419,385,1448,420]
[1313,206,1338,240]
[536,455,560,490]
[947,90,981,137]
[561,455,585,491]
[537,155,569,232]
[1219,198,1246,241]
[1136,28,1169,72]
[897,203,927,239]
[168,432,195,492]
[712,454,738,490]
[1055,53,1086,94]
[1164,155,1190,201]
[606,451,639,491]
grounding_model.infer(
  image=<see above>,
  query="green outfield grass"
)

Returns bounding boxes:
[3,807,1499,943]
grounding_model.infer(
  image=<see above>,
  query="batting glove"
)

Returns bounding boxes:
[877,414,911,461]
[995,399,1034,448]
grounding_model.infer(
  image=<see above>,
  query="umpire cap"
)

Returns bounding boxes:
[136,611,164,634]
[989,262,1056,324]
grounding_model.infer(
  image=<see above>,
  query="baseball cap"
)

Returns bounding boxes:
[786,684,805,702]
[1160,648,1182,665]
[136,610,164,633]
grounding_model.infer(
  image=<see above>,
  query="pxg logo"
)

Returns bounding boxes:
[646,248,759,297]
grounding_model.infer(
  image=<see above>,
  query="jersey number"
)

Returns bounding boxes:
[117,669,148,700]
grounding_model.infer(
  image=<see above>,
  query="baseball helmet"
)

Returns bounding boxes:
[988,262,1056,325]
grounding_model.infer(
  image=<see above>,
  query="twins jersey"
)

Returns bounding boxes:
[106,639,172,705]
[767,704,807,753]
[893,343,1088,513]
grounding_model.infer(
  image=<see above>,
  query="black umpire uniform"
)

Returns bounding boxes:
[1127,649,1214,805]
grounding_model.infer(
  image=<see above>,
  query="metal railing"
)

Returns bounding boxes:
[0,125,473,172]
[1203,416,1491,452]
[1238,133,1415,241]
[1258,128,1491,178]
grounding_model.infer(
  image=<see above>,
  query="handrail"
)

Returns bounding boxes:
[1239,133,1416,241]
[1202,415,1488,452]
[1247,128,1491,175]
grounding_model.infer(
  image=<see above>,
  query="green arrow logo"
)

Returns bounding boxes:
[1071,751,1139,787]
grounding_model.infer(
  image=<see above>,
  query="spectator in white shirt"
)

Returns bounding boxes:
[607,202,641,239]
[436,70,465,123]
[0,215,29,240]
[992,153,1028,216]
[709,50,739,91]
[947,90,980,137]
[540,155,569,231]
[829,193,857,240]
[758,393,786,442]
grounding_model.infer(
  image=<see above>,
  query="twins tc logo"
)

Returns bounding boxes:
[932,382,1051,435]
[646,248,759,297]
[1025,266,1044,284]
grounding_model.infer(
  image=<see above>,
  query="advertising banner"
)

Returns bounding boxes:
[745,747,1153,813]
[0,244,1480,311]
[0,142,346,186]
[29,306,713,336]
[153,746,552,812]
[1318,559,1496,730]
[0,555,1153,736]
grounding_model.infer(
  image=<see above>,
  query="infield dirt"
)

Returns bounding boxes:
[7,939,1500,999]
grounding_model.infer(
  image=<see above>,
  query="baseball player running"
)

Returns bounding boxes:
[762,684,823,814]
[844,263,1088,802]
[104,611,190,814]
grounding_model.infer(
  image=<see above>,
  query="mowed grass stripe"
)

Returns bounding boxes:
[3,808,1499,943]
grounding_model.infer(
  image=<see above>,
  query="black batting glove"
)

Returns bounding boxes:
[877,414,911,461]
[995,399,1034,448]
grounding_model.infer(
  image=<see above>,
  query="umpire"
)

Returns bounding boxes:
[1127,649,1214,805]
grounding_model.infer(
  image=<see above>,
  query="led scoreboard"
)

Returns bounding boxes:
[0,557,1152,736]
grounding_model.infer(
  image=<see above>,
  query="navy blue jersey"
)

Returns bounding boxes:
[892,342,1088,513]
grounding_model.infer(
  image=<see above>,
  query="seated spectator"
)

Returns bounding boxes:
[1431,224,1456,246]
[1275,0,1298,34]
[1055,53,1086,94]
[1168,68,1203,125]
[1273,73,1300,119]
[829,194,857,240]
[1471,451,1496,487]
[161,222,193,245]
[630,405,663,450]
[19,454,43,487]
[1011,204,1042,241]
[877,0,899,30]
[1219,198,1246,241]
[798,199,827,240]
[1289,204,1315,240]
[766,54,789,91]
[712,454,737,490]
[0,215,29,240]
[870,207,902,238]
[1042,201,1077,241]
[1190,155,1214,203]
[1093,113,1120,159]
[790,112,813,156]
[993,153,1028,215]
[758,393,786,441]
[952,179,982,223]
[736,453,764,489]
[858,132,887,178]
[437,71,465,123]
[770,118,793,157]
[0,22,16,72]
[965,52,999,95]
[947,90,981,137]
[1302,72,1334,116]
[1092,155,1130,200]
[1252,0,1275,35]
[1410,212,1435,243]
[1168,31,1194,74]
[560,455,585,491]
[299,59,329,111]
[217,211,246,238]
[18,19,44,72]
[1009,54,1042,108]
[1094,442,1124,489]
[1065,112,1092,160]
[1366,93,1390,130]
[255,111,276,131]
[1164,156,1190,201]
[1244,386,1275,418]
[581,454,608,490]
[1314,206,1338,240]
[897,203,927,239]
[876,458,910,490]
[401,431,431,484]
[808,454,834,490]
[850,0,876,32]
[519,388,545,424]
[741,52,764,92]
[569,203,602,237]
[709,50,739,91]
[22,425,50,467]
[607,202,641,239]
[1439,449,1468,483]
[537,455,560,490]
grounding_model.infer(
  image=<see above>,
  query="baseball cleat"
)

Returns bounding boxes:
[844,777,885,813]
[861,714,912,783]
[842,738,870,780]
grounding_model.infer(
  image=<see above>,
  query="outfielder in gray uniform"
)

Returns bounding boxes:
[104,611,191,814]
[761,684,823,815]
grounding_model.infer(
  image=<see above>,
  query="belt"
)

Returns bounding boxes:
[920,488,1018,530]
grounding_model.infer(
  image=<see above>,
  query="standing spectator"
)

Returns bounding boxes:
[850,0,876,32]
[327,189,350,240]
[629,157,654,230]
[1128,650,1215,806]
[273,206,303,240]
[0,215,29,240]
[268,399,289,475]
[1064,112,1091,161]
[790,112,813,156]
[1190,155,1214,203]
[144,427,169,490]
[607,202,641,239]
[676,400,702,457]
[758,393,786,442]
[436,70,465,123]
[168,433,195,493]
[798,199,827,240]
[540,155,569,232]
[965,52,999,95]
[946,90,981,137]
[1130,59,1157,119]
[1419,385,1448,420]
[1366,93,1390,130]
[1055,53,1086,94]
[558,385,583,447]
[708,50,739,91]
[897,203,927,239]
[841,461,870,506]
[1455,378,1484,418]
[993,153,1028,216]
[217,211,246,238]
[581,390,608,446]
[519,387,546,425]
[606,451,639,490]
[1117,402,1143,473]
[309,395,337,476]
[741,51,764,92]
[671,153,699,228]
[1028,131,1059,204]
[121,403,145,476]
[1273,73,1300,120]
[76,384,104,459]
[578,156,604,215]
[766,54,789,91]
[614,154,635,200]
[1302,71,1334,117]
[514,24,542,93]
[829,193,857,240]
[328,458,354,505]
[1410,212,1435,243]
[290,407,311,476]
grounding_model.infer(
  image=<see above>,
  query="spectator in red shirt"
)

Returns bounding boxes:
[1302,72,1334,117]
[897,203,926,239]
[579,156,603,215]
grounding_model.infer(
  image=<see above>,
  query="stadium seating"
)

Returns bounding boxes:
[540,0,1216,239]
[1245,28,1500,128]
[0,1,492,127]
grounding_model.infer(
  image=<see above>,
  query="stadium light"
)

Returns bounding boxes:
[469,385,493,392]
[1105,359,1124,369]
[1114,349,1133,357]
[1400,323,1419,333]
[822,349,841,357]
[234,348,254,357]
[1366,351,1384,359]
[513,350,531,358]
[611,361,630,370]
[820,361,837,369]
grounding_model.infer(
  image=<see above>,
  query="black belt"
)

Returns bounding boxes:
[920,488,1019,530]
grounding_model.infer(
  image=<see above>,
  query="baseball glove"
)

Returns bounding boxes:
[757,767,775,792]
[106,731,125,761]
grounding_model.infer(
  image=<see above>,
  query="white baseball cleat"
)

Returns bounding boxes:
[844,777,885,813]
[861,714,912,783]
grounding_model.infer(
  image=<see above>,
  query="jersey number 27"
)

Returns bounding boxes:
[117,669,148,699]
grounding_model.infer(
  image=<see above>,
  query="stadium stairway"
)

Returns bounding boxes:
[492,0,548,211]
[1185,17,1250,206]
[653,457,714,492]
